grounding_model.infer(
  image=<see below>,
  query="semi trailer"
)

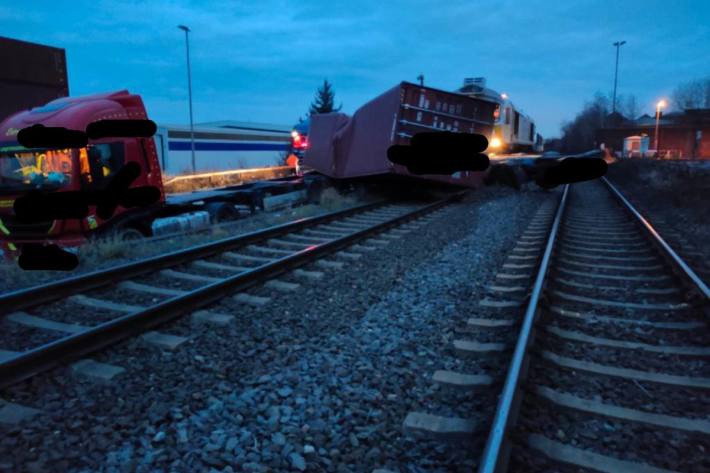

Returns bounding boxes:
[0,90,322,257]
[304,81,497,188]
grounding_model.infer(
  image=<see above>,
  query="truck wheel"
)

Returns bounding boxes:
[117,227,146,241]
[206,202,240,223]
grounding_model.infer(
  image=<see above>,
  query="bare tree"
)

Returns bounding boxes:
[671,77,710,111]
[619,94,639,120]
[559,93,609,153]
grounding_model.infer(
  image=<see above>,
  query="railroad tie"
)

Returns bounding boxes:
[141,332,188,351]
[402,412,477,441]
[479,298,523,308]
[292,269,325,280]
[71,359,125,382]
[117,281,187,297]
[488,285,527,293]
[336,251,362,260]
[191,310,235,326]
[502,263,535,270]
[7,312,87,334]
[351,244,377,252]
[527,434,677,473]
[545,325,710,356]
[432,370,493,389]
[159,269,221,284]
[532,385,710,434]
[222,252,273,264]
[551,290,688,311]
[191,260,251,272]
[69,294,145,313]
[265,280,300,292]
[466,318,516,328]
[233,293,271,307]
[454,339,507,356]
[315,260,344,270]
[0,401,41,425]
[540,350,710,389]
[548,306,704,330]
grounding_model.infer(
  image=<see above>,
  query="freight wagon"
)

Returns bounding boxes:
[305,81,497,188]
[153,121,292,175]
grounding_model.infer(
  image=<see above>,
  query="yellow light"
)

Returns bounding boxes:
[656,99,666,110]
[490,137,502,148]
[291,130,299,138]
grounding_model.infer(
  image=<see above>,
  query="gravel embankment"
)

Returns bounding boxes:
[0,189,368,295]
[606,159,710,283]
[0,185,554,472]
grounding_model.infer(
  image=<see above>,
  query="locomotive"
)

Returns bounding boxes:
[458,77,543,154]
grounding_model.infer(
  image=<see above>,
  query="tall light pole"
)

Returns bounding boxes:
[654,99,666,157]
[612,40,626,114]
[178,25,196,173]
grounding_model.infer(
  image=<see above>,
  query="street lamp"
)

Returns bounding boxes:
[654,99,666,157]
[178,24,196,173]
[612,40,626,114]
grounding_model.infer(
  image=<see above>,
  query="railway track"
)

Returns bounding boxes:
[404,178,709,472]
[0,194,461,390]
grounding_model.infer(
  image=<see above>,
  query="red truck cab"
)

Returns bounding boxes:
[0,90,165,254]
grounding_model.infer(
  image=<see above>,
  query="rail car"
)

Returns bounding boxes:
[458,77,543,154]
[304,81,497,188]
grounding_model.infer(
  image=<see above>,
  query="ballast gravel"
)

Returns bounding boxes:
[0,186,555,472]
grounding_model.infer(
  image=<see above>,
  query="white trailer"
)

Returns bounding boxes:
[153,121,292,176]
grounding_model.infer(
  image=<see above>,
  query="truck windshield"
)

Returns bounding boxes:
[0,147,74,192]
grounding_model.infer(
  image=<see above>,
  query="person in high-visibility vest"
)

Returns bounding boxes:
[286,153,301,176]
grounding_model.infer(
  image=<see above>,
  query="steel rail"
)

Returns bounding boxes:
[0,193,461,389]
[478,184,570,473]
[602,177,710,300]
[0,201,389,315]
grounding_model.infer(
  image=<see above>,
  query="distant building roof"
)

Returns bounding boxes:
[603,108,710,129]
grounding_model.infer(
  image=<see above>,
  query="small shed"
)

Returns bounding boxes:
[623,135,650,158]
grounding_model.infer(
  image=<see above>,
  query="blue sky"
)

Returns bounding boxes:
[2,0,708,137]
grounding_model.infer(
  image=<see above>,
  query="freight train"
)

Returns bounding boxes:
[458,77,543,154]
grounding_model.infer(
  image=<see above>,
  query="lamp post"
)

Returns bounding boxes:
[612,40,626,113]
[178,24,196,173]
[654,99,666,158]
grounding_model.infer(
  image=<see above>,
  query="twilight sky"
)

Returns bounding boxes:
[2,0,708,137]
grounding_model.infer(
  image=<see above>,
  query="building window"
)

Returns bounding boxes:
[416,111,422,122]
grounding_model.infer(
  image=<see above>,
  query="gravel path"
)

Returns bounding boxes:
[0,185,553,472]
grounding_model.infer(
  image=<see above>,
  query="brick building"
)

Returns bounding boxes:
[598,109,710,159]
